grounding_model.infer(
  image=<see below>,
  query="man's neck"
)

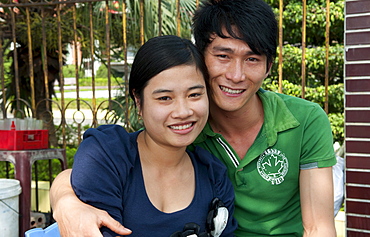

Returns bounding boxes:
[209,93,264,159]
[209,94,263,135]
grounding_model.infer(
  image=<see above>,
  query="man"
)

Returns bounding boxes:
[50,0,336,236]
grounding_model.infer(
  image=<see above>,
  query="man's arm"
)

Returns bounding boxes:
[50,169,132,237]
[300,167,336,237]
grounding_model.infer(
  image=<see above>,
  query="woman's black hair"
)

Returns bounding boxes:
[192,0,278,66]
[129,35,208,105]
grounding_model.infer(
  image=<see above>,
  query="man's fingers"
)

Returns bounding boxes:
[100,212,132,235]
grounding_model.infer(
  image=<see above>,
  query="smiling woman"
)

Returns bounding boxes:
[66,35,238,237]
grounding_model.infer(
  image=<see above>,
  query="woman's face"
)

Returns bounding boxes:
[137,64,209,149]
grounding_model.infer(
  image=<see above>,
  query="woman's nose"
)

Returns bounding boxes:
[172,99,193,118]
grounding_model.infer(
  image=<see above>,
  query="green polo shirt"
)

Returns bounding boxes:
[190,88,336,236]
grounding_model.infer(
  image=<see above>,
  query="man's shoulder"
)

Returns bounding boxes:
[259,89,322,113]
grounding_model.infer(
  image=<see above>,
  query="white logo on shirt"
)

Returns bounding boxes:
[257,149,288,185]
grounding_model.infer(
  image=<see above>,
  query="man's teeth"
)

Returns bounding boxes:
[220,86,243,94]
[170,123,192,130]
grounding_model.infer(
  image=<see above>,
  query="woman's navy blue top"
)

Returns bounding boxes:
[71,125,237,236]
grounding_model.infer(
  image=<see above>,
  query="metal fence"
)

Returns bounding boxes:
[0,0,334,214]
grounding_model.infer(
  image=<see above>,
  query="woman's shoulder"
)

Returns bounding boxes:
[83,125,139,146]
[79,125,140,166]
[190,146,229,185]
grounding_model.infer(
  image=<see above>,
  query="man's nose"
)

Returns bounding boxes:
[225,60,246,82]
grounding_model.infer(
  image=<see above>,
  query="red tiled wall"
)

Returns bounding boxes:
[345,0,370,236]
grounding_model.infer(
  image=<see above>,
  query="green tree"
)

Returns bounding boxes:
[263,0,345,145]
[0,0,196,144]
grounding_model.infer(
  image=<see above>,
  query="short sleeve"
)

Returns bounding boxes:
[300,104,336,168]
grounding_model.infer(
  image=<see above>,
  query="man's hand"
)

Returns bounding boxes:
[50,169,132,236]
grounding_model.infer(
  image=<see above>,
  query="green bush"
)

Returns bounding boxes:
[0,146,76,180]
[328,113,344,145]
[78,77,121,87]
[96,64,108,78]
[270,44,344,87]
[62,64,85,78]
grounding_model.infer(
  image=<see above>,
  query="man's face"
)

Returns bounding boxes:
[204,32,271,113]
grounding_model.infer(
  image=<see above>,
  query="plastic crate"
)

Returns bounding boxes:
[0,130,49,150]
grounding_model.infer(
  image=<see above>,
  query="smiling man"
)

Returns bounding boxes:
[190,0,337,236]
[50,0,337,236]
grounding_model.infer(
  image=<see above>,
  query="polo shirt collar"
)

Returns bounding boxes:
[194,88,300,146]
[258,88,300,147]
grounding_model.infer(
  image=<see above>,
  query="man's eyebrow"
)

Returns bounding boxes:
[211,46,234,53]
[211,46,259,56]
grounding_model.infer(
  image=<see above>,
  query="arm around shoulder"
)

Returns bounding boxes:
[50,169,131,236]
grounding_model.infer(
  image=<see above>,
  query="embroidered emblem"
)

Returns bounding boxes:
[257,148,288,185]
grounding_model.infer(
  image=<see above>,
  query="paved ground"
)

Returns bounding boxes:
[335,211,345,237]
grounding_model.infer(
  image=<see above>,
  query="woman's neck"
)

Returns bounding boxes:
[137,131,189,169]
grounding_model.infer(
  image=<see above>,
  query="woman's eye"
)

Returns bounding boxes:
[189,93,201,98]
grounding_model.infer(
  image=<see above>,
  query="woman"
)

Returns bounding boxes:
[68,35,237,236]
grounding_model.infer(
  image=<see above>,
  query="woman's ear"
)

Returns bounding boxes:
[134,93,142,116]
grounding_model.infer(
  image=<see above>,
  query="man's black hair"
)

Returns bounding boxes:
[192,0,278,65]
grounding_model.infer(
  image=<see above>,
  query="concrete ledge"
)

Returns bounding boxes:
[335,211,345,237]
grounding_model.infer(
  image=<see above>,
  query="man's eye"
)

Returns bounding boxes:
[247,57,258,62]
[217,54,228,59]
[158,96,171,101]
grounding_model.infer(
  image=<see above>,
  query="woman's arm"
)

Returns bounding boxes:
[50,169,132,236]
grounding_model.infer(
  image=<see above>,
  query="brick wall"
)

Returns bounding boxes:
[345,0,370,236]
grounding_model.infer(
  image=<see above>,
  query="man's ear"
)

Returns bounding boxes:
[266,62,273,75]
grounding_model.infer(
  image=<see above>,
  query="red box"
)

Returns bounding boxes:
[0,130,49,150]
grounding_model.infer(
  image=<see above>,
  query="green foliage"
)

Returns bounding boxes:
[270,44,344,86]
[263,79,344,113]
[263,0,345,146]
[96,64,108,78]
[328,113,344,145]
[0,146,75,180]
[266,0,344,45]
[76,0,196,61]
[29,146,76,180]
[55,123,90,148]
[0,162,15,179]
[62,65,85,78]
[102,91,144,132]
[15,10,74,51]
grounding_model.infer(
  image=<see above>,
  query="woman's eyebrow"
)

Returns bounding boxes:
[152,89,172,94]
[189,85,205,90]
[152,84,205,94]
